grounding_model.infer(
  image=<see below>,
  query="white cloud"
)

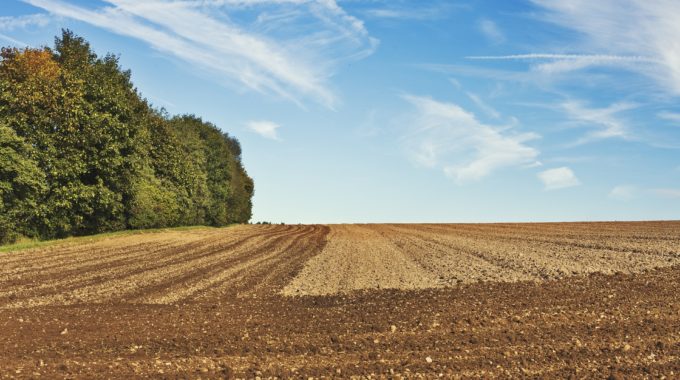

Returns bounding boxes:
[24,0,378,108]
[559,100,637,143]
[467,53,656,62]
[537,167,580,190]
[448,78,462,89]
[466,53,657,76]
[529,0,680,96]
[0,14,50,31]
[467,54,658,62]
[477,19,504,44]
[651,188,680,199]
[547,156,595,164]
[403,95,540,183]
[420,63,535,85]
[466,92,500,119]
[0,13,50,46]
[247,120,282,140]
[609,185,637,201]
[0,33,30,47]
[658,111,680,124]
[362,8,424,19]
[359,1,462,21]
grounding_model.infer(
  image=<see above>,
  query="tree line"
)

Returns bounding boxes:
[0,30,253,244]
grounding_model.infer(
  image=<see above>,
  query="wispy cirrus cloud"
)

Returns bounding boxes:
[24,0,378,108]
[402,95,540,183]
[477,19,504,44]
[558,100,638,143]
[361,7,444,21]
[419,63,533,85]
[0,13,49,31]
[466,53,658,76]
[356,0,463,21]
[0,33,29,47]
[528,0,680,96]
[466,54,658,63]
[657,111,680,124]
[0,12,50,46]
[466,92,501,119]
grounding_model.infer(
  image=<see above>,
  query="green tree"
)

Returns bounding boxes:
[0,125,46,243]
[0,45,89,238]
[127,165,180,229]
[53,30,149,234]
[0,30,254,243]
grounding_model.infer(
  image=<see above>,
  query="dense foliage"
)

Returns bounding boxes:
[0,30,253,243]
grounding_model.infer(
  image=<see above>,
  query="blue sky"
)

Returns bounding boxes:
[1,0,679,223]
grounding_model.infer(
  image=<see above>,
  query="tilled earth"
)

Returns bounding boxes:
[284,223,680,295]
[1,222,679,378]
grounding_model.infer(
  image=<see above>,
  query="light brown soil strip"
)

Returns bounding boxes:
[282,224,443,296]
[283,222,680,296]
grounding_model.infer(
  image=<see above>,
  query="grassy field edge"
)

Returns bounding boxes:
[0,225,235,254]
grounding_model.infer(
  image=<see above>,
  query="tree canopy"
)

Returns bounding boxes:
[0,30,253,243]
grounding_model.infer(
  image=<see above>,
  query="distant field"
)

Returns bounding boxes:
[285,222,680,295]
[1,222,679,378]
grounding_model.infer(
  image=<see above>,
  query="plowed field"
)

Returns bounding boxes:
[1,222,679,378]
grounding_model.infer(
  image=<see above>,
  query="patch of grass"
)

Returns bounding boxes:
[0,225,231,254]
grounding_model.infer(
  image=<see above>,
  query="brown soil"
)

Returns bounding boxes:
[1,222,679,378]
[0,225,327,308]
[285,222,680,295]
